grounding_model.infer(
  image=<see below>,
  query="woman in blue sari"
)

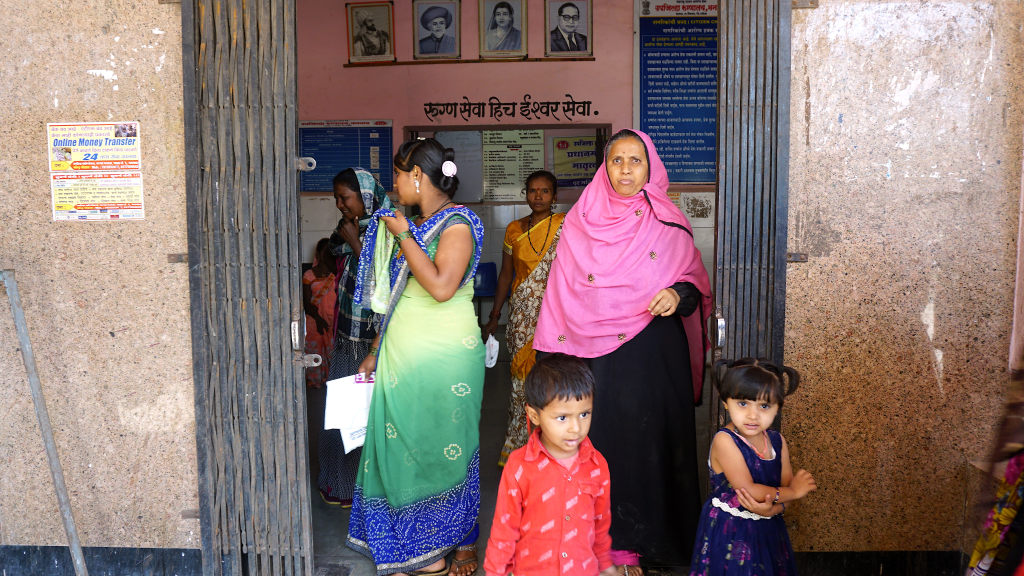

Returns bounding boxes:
[348,139,485,576]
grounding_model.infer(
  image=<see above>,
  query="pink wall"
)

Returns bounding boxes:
[296,0,634,149]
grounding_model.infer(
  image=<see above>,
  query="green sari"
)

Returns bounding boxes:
[348,207,485,574]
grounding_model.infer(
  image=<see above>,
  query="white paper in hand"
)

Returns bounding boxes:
[324,372,375,453]
[485,334,499,368]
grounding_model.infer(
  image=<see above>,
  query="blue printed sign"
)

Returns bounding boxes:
[299,120,393,192]
[639,15,717,183]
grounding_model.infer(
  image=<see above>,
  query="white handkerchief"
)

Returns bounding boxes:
[324,372,375,453]
[485,334,499,368]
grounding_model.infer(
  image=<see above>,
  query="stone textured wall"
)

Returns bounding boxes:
[0,1,197,548]
[784,0,1024,550]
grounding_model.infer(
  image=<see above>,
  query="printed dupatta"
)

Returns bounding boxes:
[354,206,485,336]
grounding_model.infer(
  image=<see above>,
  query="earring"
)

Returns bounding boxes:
[415,178,420,194]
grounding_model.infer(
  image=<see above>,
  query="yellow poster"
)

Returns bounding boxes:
[552,136,597,188]
[47,122,141,172]
[50,172,145,221]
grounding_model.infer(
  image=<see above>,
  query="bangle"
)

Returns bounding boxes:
[773,488,780,505]
[781,502,786,513]
[368,346,379,357]
[489,310,501,319]
[395,231,413,243]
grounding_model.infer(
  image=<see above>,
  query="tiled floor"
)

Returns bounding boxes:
[307,326,711,575]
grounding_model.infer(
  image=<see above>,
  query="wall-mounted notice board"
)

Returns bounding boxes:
[482,130,544,201]
[299,120,393,192]
[638,2,718,183]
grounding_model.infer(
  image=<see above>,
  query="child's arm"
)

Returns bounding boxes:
[711,432,816,504]
[483,464,524,576]
[592,461,614,574]
[735,488,783,517]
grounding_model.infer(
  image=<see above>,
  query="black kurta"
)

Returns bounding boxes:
[584,313,700,567]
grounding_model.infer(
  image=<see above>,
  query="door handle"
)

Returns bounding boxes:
[715,305,725,349]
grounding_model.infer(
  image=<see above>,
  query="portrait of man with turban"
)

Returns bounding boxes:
[415,2,459,58]
[349,4,393,62]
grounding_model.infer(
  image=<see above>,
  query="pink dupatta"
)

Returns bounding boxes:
[533,130,712,402]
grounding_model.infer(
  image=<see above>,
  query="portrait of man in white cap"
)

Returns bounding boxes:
[350,6,392,60]
[417,4,458,56]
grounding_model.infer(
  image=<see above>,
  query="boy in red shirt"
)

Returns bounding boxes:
[484,353,616,576]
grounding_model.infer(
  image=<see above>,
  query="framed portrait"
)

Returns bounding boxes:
[479,0,528,59]
[347,1,395,63]
[413,1,461,59]
[545,0,592,57]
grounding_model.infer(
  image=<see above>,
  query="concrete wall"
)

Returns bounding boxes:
[0,1,198,549]
[783,0,1024,550]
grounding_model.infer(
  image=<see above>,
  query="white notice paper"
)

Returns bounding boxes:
[324,372,375,453]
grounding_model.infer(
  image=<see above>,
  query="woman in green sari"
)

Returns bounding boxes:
[348,138,485,576]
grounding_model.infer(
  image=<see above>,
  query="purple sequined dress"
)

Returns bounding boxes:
[689,428,798,576]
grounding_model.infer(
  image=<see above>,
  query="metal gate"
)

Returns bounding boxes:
[713,0,792,414]
[181,0,312,574]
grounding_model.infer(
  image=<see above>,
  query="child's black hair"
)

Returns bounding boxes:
[711,358,800,408]
[524,353,594,410]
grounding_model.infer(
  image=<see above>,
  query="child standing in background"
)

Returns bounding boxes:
[690,358,816,576]
[484,353,617,576]
[302,238,336,387]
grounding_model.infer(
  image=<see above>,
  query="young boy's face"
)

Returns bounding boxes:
[526,395,593,460]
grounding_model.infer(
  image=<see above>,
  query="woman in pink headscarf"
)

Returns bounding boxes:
[534,129,712,574]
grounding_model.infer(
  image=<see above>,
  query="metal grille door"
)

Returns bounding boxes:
[182,0,311,574]
[715,0,792,363]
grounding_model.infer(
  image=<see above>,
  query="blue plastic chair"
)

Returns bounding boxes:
[473,262,498,321]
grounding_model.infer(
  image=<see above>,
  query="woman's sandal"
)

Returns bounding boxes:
[450,544,478,576]
[407,559,451,576]
[617,566,643,576]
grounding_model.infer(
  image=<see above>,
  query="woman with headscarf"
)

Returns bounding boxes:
[317,168,394,507]
[484,1,522,52]
[534,129,712,575]
[348,139,485,576]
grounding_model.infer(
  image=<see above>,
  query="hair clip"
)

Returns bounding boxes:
[441,160,458,177]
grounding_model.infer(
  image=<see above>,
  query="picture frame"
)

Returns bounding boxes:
[413,0,461,59]
[347,1,395,64]
[545,0,592,57]
[479,0,528,59]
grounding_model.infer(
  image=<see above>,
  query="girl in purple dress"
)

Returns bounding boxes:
[690,358,817,576]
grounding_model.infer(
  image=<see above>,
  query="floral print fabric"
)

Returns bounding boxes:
[690,429,797,576]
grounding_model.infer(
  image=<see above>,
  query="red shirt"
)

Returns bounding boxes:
[484,429,612,576]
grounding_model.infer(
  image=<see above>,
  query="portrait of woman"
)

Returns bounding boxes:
[479,0,526,58]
